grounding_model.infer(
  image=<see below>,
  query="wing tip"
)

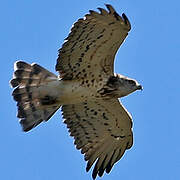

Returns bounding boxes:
[122,13,131,30]
[105,4,115,13]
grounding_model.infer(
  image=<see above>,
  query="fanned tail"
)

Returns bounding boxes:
[10,61,61,132]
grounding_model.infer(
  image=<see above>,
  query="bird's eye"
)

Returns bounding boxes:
[129,80,135,85]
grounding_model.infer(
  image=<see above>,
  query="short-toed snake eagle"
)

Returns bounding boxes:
[10,4,142,179]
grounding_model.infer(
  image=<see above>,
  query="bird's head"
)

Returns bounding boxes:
[107,74,142,98]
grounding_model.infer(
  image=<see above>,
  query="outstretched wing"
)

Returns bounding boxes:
[56,4,131,80]
[62,99,133,179]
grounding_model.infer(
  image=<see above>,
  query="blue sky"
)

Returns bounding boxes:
[1,0,180,179]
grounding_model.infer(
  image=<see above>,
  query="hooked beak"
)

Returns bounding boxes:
[137,85,143,91]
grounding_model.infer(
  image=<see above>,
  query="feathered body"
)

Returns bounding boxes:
[10,4,142,179]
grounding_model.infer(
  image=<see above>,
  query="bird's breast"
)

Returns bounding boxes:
[56,79,106,104]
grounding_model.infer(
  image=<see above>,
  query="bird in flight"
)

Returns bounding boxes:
[10,4,142,179]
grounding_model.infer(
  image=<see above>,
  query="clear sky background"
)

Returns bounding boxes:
[1,0,180,180]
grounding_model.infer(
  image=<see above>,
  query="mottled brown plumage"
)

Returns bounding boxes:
[10,4,142,179]
[56,4,130,80]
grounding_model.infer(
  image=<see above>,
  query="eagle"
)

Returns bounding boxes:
[10,4,142,179]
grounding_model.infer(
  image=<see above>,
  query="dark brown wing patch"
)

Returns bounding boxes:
[62,99,133,179]
[56,4,131,80]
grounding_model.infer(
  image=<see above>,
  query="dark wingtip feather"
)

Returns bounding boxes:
[92,165,98,180]
[97,7,104,14]
[96,155,107,177]
[98,165,105,177]
[105,163,113,174]
[104,150,116,173]
[122,13,131,30]
[105,4,115,14]
[89,10,96,14]
[86,162,91,172]
[105,4,111,9]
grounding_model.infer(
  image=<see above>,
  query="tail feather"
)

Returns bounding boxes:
[10,61,60,132]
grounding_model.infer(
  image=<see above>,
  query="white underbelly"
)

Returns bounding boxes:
[55,80,98,105]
